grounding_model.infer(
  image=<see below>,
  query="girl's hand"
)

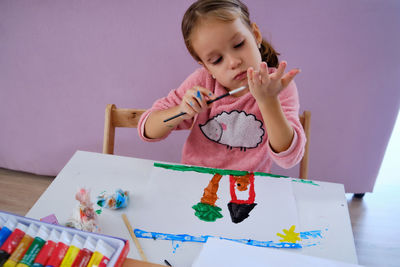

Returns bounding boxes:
[179,86,214,119]
[247,61,300,101]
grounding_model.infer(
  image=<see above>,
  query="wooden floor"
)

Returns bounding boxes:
[0,168,54,215]
[345,113,400,267]
[1,116,400,266]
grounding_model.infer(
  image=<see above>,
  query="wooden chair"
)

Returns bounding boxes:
[103,104,146,154]
[299,110,311,179]
[103,104,311,179]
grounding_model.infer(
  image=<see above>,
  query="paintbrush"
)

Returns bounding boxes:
[163,85,247,123]
[121,214,148,262]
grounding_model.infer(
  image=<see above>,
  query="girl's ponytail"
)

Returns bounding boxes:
[259,39,280,68]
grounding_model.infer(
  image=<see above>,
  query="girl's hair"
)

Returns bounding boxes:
[182,0,280,68]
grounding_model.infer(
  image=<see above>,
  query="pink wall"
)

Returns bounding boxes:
[1,1,399,193]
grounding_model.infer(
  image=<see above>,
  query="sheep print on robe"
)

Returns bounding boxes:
[199,110,264,151]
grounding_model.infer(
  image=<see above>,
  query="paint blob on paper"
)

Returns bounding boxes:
[192,203,223,222]
[192,174,224,222]
[192,173,258,224]
[277,225,301,243]
[227,173,257,223]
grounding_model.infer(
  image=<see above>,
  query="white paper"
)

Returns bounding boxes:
[192,238,361,267]
[133,166,300,243]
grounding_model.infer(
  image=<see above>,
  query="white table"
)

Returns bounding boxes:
[27,151,358,266]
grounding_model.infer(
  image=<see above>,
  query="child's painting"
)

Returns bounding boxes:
[133,163,303,246]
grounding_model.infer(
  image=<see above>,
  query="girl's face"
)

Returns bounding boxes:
[191,16,262,92]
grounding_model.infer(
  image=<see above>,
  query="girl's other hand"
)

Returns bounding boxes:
[179,86,214,119]
[247,61,301,101]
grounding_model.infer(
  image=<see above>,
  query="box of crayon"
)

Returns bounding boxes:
[0,210,129,267]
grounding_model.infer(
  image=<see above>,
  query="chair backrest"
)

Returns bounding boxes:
[103,104,146,154]
[103,104,310,179]
[299,110,311,180]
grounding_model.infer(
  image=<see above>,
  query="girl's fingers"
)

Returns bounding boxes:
[273,61,286,80]
[183,85,215,115]
[192,97,203,112]
[183,94,200,114]
[259,62,270,84]
[193,86,214,107]
[247,67,258,89]
[182,103,195,117]
[247,67,254,84]
[253,70,261,86]
[196,86,214,98]
[281,68,301,89]
[194,90,205,108]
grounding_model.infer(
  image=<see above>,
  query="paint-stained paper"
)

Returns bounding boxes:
[133,165,300,243]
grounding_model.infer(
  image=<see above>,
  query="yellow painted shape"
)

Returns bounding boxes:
[276,225,301,243]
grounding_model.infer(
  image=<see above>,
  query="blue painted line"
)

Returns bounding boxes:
[300,230,323,239]
[134,228,323,248]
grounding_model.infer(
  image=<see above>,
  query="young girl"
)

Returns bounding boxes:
[138,0,306,173]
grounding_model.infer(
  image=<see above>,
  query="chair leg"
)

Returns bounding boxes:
[103,104,116,154]
[353,193,365,199]
[299,110,311,180]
